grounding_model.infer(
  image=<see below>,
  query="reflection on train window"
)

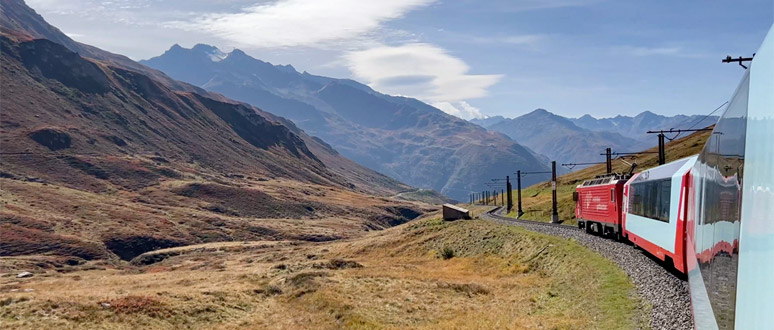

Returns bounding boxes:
[628,178,671,222]
[692,72,748,330]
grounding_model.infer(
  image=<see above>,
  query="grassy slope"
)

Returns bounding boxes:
[0,171,433,266]
[503,129,711,223]
[0,215,643,329]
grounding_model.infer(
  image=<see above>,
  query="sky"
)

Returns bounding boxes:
[26,0,773,119]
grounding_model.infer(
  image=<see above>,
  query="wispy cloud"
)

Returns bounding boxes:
[345,43,501,118]
[432,101,485,119]
[345,43,502,101]
[169,0,435,48]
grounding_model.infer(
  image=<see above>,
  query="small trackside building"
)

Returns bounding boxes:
[574,174,629,238]
[442,204,471,221]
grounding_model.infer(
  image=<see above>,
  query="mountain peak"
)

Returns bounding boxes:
[192,43,218,52]
[275,63,297,74]
[579,114,596,120]
[523,108,556,118]
[636,110,660,118]
[229,48,246,56]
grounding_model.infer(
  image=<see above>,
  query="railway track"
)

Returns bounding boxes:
[479,206,693,330]
[481,206,581,231]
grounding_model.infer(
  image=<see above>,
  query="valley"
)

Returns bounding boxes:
[1,208,643,329]
[1,0,759,329]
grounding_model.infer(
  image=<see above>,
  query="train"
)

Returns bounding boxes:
[573,24,773,330]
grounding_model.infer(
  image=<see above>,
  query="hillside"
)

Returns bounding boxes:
[0,0,416,197]
[0,0,435,265]
[0,212,643,329]
[140,45,551,200]
[487,109,650,164]
[501,128,712,223]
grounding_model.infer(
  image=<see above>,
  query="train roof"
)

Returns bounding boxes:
[579,173,631,187]
[628,156,698,184]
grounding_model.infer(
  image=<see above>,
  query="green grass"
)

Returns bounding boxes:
[399,218,645,329]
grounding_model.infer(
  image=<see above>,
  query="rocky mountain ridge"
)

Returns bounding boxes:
[141,44,551,200]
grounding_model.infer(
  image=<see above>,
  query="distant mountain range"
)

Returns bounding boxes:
[471,110,718,165]
[569,111,718,140]
[141,45,550,200]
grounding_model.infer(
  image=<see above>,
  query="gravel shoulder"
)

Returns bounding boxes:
[481,208,693,330]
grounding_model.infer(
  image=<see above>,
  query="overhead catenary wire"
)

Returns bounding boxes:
[659,101,728,141]
[685,101,728,130]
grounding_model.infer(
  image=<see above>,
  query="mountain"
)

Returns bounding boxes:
[569,111,719,141]
[141,45,550,200]
[0,0,423,198]
[0,0,437,262]
[0,0,202,94]
[470,115,507,128]
[487,109,649,165]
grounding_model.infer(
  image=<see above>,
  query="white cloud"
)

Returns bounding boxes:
[432,101,485,120]
[344,43,502,104]
[172,0,435,48]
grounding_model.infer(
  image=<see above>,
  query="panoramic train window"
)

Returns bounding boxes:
[692,72,749,330]
[628,178,671,222]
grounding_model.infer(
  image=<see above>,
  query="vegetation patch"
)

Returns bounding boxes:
[0,223,106,259]
[27,127,71,151]
[103,234,183,261]
[436,281,490,295]
[439,246,455,259]
[313,259,363,270]
[172,183,319,218]
[107,296,167,316]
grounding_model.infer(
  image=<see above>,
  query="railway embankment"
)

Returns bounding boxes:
[482,207,693,330]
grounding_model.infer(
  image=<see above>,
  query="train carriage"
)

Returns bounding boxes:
[622,156,696,273]
[684,23,774,329]
[567,23,772,330]
[574,174,628,238]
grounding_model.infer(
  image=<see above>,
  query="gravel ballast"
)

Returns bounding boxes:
[481,209,694,330]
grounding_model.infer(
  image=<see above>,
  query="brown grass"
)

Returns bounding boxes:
[0,217,644,329]
[0,171,431,262]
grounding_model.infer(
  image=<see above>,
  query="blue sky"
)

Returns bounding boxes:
[28,0,772,119]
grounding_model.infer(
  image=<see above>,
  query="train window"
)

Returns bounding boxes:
[628,178,671,222]
[691,72,748,330]
[610,188,615,202]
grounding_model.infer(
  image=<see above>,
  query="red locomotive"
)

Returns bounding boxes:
[567,27,773,327]
[574,174,629,239]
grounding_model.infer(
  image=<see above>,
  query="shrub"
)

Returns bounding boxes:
[108,296,166,317]
[439,246,455,260]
